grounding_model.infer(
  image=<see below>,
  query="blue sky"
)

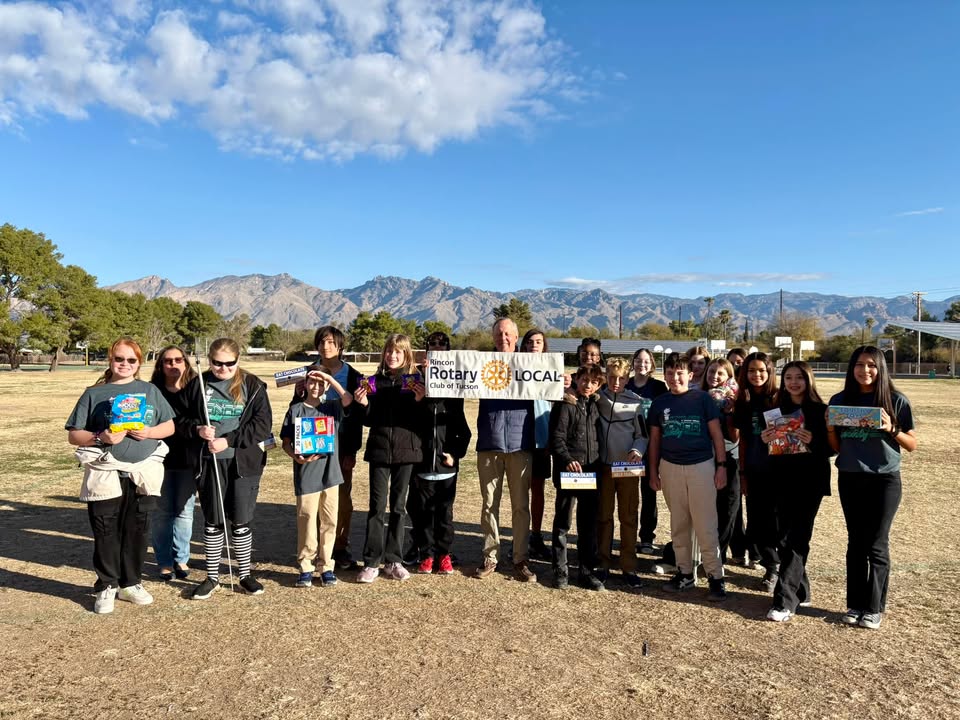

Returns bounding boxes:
[1,0,957,301]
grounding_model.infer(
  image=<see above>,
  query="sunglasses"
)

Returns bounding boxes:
[210,359,239,368]
[428,341,449,348]
[113,356,139,364]
[163,357,185,365]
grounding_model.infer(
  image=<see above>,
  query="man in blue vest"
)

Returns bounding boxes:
[474,318,536,583]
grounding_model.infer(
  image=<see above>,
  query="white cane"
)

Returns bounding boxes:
[195,353,236,593]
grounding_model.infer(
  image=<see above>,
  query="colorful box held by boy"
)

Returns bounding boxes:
[280,367,352,589]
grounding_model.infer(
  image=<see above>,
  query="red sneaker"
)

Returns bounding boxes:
[417,557,434,574]
[437,555,454,575]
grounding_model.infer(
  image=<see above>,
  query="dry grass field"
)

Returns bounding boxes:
[0,362,958,720]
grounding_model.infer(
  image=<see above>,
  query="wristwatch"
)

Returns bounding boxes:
[715,460,725,468]
[93,431,105,447]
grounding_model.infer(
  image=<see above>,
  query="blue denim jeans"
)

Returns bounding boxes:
[151,468,197,568]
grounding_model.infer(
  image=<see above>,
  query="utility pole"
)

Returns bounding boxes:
[619,303,623,339]
[779,289,784,327]
[912,290,926,375]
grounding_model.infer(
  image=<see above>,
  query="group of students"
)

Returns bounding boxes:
[65,327,916,629]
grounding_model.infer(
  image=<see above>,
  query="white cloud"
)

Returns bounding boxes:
[546,273,828,293]
[0,0,574,159]
[894,207,944,217]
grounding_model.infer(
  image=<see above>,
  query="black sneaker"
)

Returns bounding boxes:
[334,549,358,571]
[708,576,727,601]
[239,576,264,595]
[663,572,695,592]
[579,571,605,592]
[191,577,219,600]
[529,534,551,561]
[761,570,779,593]
[553,571,569,590]
[402,545,421,566]
[622,571,644,588]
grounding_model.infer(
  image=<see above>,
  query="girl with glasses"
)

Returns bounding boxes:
[149,345,198,581]
[184,338,273,600]
[66,337,176,614]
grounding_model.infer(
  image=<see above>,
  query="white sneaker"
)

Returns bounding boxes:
[766,607,794,623]
[94,586,117,614]
[117,584,154,606]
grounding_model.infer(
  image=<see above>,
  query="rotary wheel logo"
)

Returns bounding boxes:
[481,360,511,392]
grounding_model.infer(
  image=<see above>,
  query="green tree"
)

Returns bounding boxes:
[718,309,733,340]
[756,312,825,349]
[944,301,960,323]
[492,298,533,335]
[0,224,64,369]
[143,297,185,358]
[630,323,674,340]
[26,265,104,371]
[178,301,222,352]
[347,311,417,352]
[453,326,495,350]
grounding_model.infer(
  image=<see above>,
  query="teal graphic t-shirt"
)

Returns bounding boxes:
[205,377,246,460]
[648,389,720,466]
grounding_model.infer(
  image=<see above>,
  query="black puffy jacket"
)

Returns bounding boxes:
[416,396,471,475]
[362,372,423,465]
[549,393,601,486]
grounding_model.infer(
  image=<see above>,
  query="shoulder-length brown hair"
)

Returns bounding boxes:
[151,345,198,390]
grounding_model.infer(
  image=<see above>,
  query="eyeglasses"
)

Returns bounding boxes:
[210,359,239,368]
[163,357,185,365]
[113,356,139,364]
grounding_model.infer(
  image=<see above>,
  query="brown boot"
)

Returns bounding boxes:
[513,561,537,583]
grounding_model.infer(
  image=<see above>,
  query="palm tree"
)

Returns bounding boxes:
[863,316,876,344]
[704,296,715,318]
[718,309,732,340]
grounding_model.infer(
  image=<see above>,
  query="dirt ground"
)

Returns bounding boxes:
[0,364,958,720]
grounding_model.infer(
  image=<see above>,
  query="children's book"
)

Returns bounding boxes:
[763,408,810,455]
[110,393,147,432]
[294,416,336,455]
[828,406,882,428]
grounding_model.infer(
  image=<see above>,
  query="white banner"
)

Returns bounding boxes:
[425,351,565,400]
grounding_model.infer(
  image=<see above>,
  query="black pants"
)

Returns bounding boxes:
[838,471,901,613]
[552,488,599,575]
[87,475,157,589]
[716,454,740,558]
[745,469,782,573]
[363,463,412,566]
[773,487,824,611]
[411,475,458,558]
[639,475,658,544]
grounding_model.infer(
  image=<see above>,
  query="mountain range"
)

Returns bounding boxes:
[108,274,957,336]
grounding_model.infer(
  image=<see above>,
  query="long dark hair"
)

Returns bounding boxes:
[151,345,198,390]
[777,360,822,409]
[521,328,548,352]
[842,345,898,418]
[735,351,777,411]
